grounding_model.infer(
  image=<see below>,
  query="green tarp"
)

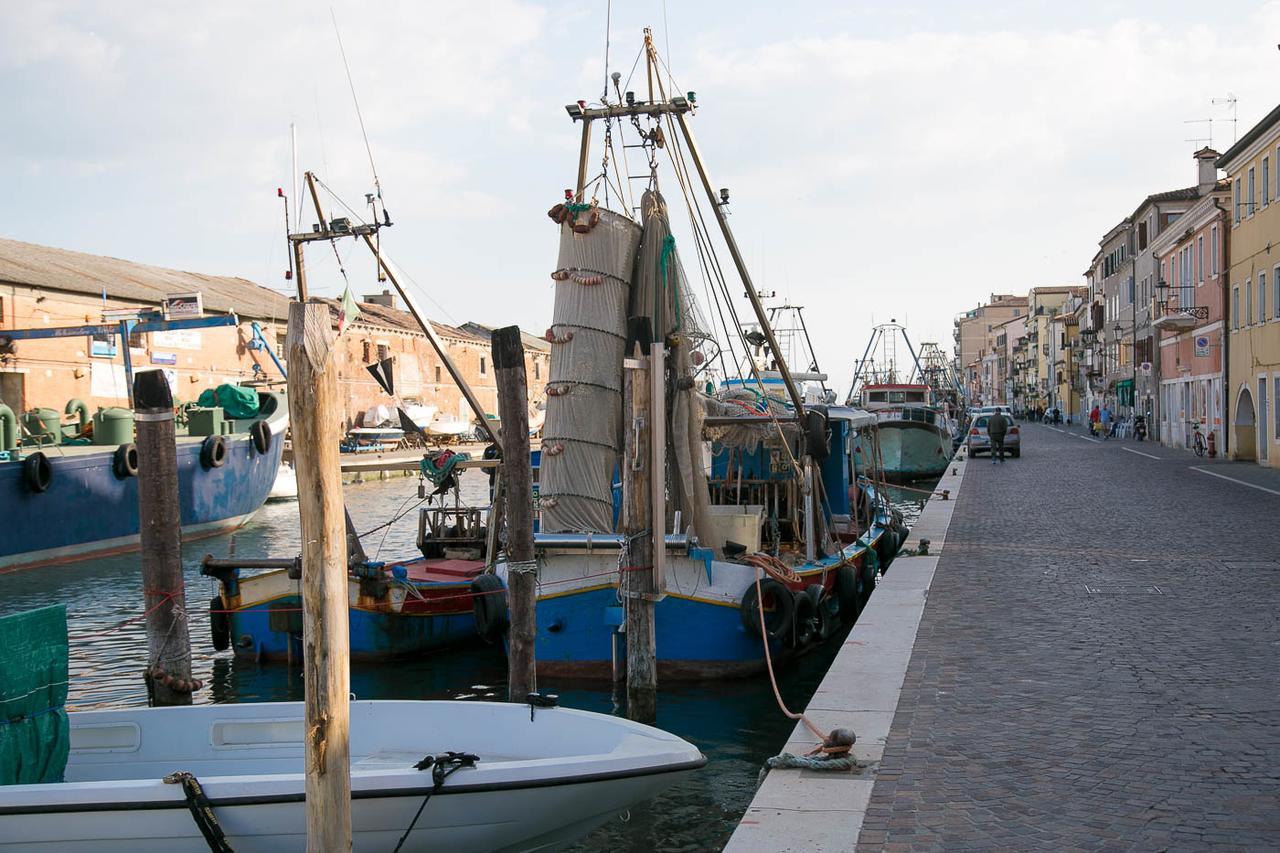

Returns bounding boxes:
[0,605,70,785]
[197,384,260,419]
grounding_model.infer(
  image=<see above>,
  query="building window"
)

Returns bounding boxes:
[1211,225,1219,275]
[480,356,487,376]
[534,360,540,380]
[376,344,390,362]
[1233,287,1240,329]
[128,327,146,350]
[1275,376,1280,439]
[1266,157,1272,207]
[1261,271,1268,323]
[1274,265,1280,320]
[362,340,371,362]
[1235,179,1241,223]
[1247,280,1254,325]
[1197,235,1204,283]
[1248,167,1256,216]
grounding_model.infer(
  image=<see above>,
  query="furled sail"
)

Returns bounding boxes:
[539,206,641,533]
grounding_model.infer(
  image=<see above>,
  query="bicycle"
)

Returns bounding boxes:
[1189,422,1207,458]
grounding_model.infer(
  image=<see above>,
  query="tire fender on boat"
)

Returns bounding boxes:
[740,577,794,640]
[210,595,230,652]
[200,434,227,469]
[790,590,818,648]
[835,564,860,619]
[112,443,139,479]
[471,572,509,642]
[804,408,830,460]
[23,452,52,493]
[250,420,272,455]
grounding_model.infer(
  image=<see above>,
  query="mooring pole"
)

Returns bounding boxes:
[286,300,352,852]
[492,326,536,700]
[134,370,194,707]
[622,318,657,722]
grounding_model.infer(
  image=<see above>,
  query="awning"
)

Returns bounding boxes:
[1116,378,1134,406]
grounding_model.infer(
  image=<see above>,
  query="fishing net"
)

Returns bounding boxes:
[539,207,640,533]
[632,191,715,549]
[0,605,69,785]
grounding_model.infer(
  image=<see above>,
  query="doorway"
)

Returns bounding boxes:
[0,372,23,413]
[1235,385,1257,462]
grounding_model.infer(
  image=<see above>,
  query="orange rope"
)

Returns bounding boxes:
[754,573,826,741]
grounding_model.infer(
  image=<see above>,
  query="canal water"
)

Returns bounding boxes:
[0,471,933,851]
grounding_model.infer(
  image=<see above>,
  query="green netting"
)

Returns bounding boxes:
[0,605,70,785]
[197,384,260,419]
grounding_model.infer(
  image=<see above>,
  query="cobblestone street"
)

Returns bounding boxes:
[857,423,1280,851]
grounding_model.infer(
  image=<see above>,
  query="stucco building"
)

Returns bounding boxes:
[1220,104,1280,464]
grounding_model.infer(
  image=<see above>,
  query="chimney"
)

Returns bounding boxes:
[363,288,396,309]
[1194,147,1220,193]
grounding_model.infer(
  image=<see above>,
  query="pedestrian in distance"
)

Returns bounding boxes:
[1099,404,1113,440]
[1089,404,1100,436]
[987,410,1009,464]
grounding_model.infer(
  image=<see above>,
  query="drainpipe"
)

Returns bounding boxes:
[1213,197,1230,456]
[0,403,15,451]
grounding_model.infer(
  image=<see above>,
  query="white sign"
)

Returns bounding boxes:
[1194,335,1210,358]
[164,292,203,319]
[90,363,129,400]
[152,329,202,350]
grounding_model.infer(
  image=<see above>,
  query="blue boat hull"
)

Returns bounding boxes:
[226,595,479,663]
[0,433,283,571]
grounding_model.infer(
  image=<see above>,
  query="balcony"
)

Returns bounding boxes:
[1152,301,1210,332]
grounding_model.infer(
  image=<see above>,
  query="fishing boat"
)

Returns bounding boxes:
[203,470,495,661]
[846,322,956,483]
[0,698,704,851]
[486,34,904,679]
[0,359,286,572]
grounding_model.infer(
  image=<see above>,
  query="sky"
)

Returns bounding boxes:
[3,0,1280,394]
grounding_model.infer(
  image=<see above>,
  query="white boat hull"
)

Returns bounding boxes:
[0,700,703,852]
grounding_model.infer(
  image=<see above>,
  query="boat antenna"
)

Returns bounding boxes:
[331,6,391,278]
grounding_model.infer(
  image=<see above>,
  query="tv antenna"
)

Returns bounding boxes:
[1211,93,1238,145]
[1183,118,1213,148]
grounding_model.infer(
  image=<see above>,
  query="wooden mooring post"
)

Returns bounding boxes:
[491,326,536,700]
[622,319,658,722]
[286,301,352,851]
[134,369,194,707]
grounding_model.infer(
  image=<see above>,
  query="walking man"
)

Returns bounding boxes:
[988,409,1009,464]
[1099,403,1113,440]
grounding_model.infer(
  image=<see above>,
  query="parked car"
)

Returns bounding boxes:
[965,413,1021,457]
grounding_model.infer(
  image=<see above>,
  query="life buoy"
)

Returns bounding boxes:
[835,564,860,619]
[200,434,227,469]
[471,573,509,642]
[740,577,794,640]
[790,590,818,648]
[250,420,272,455]
[210,595,230,652]
[23,452,52,493]
[112,443,139,479]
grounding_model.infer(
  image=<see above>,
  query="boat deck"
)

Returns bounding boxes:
[400,558,487,584]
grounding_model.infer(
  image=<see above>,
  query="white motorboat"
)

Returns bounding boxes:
[0,699,704,851]
[425,415,472,440]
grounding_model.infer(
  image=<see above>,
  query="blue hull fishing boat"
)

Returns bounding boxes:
[0,388,286,572]
[490,41,905,680]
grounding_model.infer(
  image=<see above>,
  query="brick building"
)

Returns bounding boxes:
[0,237,548,430]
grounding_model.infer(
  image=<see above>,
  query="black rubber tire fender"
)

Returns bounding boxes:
[210,595,231,652]
[740,577,795,640]
[804,410,830,460]
[471,572,509,642]
[860,561,878,605]
[250,420,272,455]
[200,434,227,469]
[23,452,52,493]
[790,590,818,648]
[835,564,860,620]
[112,443,139,479]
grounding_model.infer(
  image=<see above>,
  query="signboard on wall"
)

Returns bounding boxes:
[163,293,203,319]
[1194,335,1210,358]
[152,329,202,350]
[90,363,129,399]
[89,331,117,358]
[151,352,177,365]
